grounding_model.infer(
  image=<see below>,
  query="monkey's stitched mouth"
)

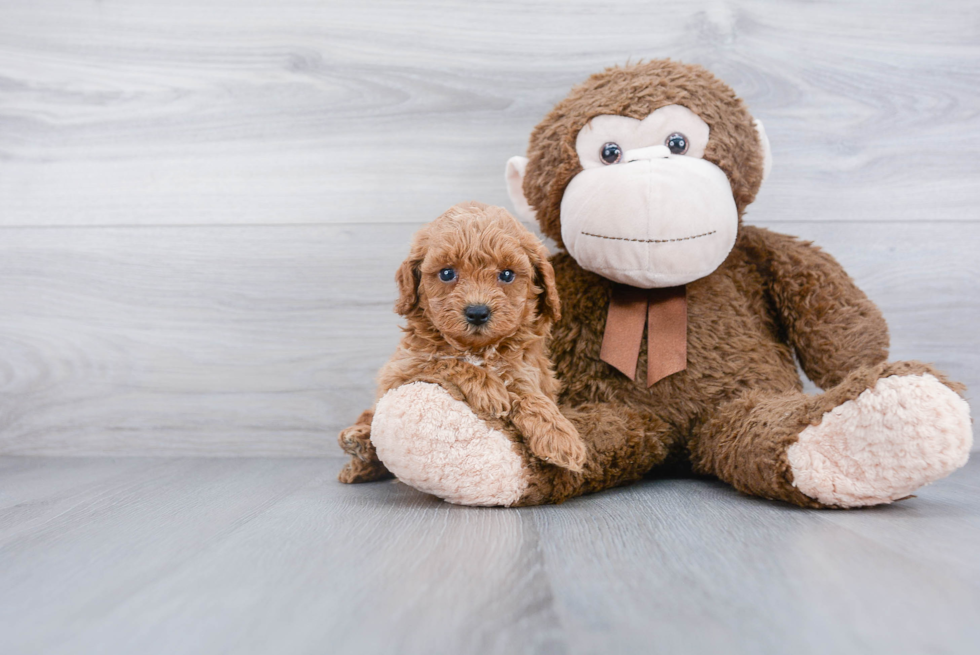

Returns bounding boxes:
[580,230,717,244]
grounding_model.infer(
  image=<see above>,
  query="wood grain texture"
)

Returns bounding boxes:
[1,456,979,655]
[0,220,975,456]
[0,0,978,226]
[534,468,980,655]
[0,1,977,455]
[0,223,411,455]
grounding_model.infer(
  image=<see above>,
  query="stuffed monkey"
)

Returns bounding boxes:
[351,60,972,508]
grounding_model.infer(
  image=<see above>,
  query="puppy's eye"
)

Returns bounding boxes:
[498,269,515,284]
[600,142,623,165]
[438,268,456,282]
[665,132,689,155]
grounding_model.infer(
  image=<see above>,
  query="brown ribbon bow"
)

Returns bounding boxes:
[599,285,688,387]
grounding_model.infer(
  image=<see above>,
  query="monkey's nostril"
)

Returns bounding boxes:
[625,144,671,162]
[464,304,491,326]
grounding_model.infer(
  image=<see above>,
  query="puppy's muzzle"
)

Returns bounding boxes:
[464,304,491,326]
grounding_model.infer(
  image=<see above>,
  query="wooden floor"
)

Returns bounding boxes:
[2,456,979,655]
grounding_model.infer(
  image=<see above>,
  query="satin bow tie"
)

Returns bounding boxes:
[599,285,688,386]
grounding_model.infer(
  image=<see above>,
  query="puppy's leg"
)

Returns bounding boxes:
[416,360,511,422]
[337,409,393,484]
[338,409,375,461]
[510,388,587,472]
[339,457,393,484]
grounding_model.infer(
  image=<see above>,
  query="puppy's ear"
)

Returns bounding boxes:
[522,233,561,325]
[394,235,427,316]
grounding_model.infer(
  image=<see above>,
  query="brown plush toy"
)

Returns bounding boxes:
[350,60,973,508]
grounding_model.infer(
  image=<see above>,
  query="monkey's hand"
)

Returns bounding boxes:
[510,394,587,472]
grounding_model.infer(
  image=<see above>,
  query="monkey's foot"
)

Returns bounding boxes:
[787,374,972,507]
[371,382,530,506]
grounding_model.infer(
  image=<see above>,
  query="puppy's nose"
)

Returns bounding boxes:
[464,304,491,326]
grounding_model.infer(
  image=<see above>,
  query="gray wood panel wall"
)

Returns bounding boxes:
[1,0,977,455]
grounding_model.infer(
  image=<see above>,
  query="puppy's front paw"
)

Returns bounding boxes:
[417,373,511,421]
[338,423,374,462]
[472,393,512,421]
[457,380,511,420]
[523,411,587,473]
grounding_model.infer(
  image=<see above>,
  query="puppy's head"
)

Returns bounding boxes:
[395,201,560,350]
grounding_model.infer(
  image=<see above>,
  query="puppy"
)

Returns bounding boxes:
[338,201,586,484]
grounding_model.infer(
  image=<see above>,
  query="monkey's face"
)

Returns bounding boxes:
[505,60,771,290]
[559,104,738,288]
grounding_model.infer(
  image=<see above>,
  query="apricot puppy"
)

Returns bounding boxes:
[338,201,586,484]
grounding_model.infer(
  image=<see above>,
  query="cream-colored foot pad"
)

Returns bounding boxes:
[372,382,529,506]
[788,374,972,507]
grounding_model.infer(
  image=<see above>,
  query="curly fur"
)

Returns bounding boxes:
[344,60,971,509]
[516,61,969,507]
[338,201,587,483]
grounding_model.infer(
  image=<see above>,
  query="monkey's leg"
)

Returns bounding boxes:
[337,409,394,484]
[690,361,972,508]
[370,382,677,506]
[515,401,678,506]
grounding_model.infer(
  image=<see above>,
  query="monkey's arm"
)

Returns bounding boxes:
[747,226,889,389]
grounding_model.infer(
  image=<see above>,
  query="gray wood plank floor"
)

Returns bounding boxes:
[1,456,978,655]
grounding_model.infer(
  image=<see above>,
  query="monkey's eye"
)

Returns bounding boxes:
[438,268,457,282]
[600,142,623,165]
[665,133,689,155]
[498,269,515,284]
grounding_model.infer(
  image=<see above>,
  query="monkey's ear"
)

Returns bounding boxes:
[753,119,773,184]
[505,156,536,222]
[394,241,425,316]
